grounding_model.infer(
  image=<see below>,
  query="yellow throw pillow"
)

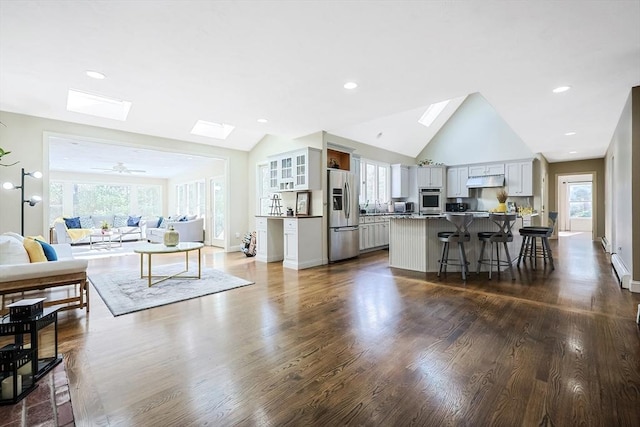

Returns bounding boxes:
[23,238,47,263]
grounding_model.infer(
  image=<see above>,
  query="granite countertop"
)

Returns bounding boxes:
[255,215,323,218]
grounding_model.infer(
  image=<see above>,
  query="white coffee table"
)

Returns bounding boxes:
[89,230,122,250]
[133,242,204,287]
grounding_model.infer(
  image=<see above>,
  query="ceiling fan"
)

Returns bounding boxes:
[91,162,146,174]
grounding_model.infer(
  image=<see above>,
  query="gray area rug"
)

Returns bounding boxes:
[90,264,254,316]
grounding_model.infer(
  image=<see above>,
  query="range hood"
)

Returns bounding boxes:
[466,174,505,188]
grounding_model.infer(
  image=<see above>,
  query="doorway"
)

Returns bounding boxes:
[557,173,594,237]
[210,176,225,247]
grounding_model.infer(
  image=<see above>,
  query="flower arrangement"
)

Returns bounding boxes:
[100,221,110,230]
[496,189,508,203]
[417,159,444,166]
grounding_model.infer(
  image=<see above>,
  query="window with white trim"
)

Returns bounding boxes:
[359,159,390,207]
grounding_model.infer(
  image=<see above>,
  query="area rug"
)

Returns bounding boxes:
[89,264,254,316]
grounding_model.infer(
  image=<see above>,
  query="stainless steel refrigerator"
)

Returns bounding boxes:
[328,169,360,262]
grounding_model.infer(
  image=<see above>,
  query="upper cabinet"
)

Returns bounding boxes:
[416,166,445,188]
[468,163,505,177]
[391,164,409,198]
[446,166,469,198]
[268,147,322,192]
[505,160,533,196]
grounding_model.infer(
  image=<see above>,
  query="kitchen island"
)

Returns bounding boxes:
[389,214,523,273]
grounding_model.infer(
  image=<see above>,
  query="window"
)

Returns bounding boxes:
[136,186,162,216]
[359,159,390,207]
[74,183,131,215]
[49,180,162,225]
[176,180,205,217]
[569,182,592,218]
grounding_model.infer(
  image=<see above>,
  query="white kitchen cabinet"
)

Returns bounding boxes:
[359,223,369,250]
[416,166,445,188]
[282,217,323,270]
[255,217,284,262]
[391,164,409,198]
[446,166,469,198]
[468,163,505,177]
[360,216,390,251]
[268,159,279,192]
[505,160,533,196]
[351,155,361,198]
[268,147,321,192]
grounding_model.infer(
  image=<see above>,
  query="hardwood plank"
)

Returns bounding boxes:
[43,236,640,426]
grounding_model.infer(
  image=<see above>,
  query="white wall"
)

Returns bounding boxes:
[605,92,633,272]
[0,111,248,252]
[417,92,535,165]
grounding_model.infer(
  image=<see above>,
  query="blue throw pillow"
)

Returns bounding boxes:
[63,217,81,229]
[35,239,58,261]
[127,215,141,226]
[178,215,188,222]
[156,216,164,228]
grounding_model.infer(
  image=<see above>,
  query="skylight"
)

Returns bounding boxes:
[191,120,235,139]
[66,89,131,121]
[418,100,450,127]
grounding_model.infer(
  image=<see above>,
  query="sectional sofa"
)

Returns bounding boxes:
[145,216,204,243]
[52,214,146,245]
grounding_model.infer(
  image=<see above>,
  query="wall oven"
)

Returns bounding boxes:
[419,188,443,214]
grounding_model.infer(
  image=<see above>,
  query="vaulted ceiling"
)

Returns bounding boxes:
[1,1,638,164]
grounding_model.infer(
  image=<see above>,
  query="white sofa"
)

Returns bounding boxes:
[146,217,204,243]
[0,233,89,314]
[53,214,147,245]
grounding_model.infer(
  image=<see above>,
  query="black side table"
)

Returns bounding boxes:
[0,308,61,404]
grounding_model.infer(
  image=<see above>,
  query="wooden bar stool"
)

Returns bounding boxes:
[476,213,517,280]
[438,213,474,280]
[517,212,557,270]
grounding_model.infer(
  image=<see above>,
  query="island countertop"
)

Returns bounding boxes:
[388,215,523,273]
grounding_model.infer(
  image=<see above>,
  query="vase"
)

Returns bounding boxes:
[164,226,180,247]
[496,202,507,213]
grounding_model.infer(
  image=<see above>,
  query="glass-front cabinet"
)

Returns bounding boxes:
[267,147,321,192]
[269,159,279,191]
[295,153,307,188]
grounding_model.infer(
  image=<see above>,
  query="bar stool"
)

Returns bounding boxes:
[476,213,517,280]
[438,213,474,280]
[517,212,558,270]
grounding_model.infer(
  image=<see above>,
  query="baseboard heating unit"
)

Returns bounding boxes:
[601,237,610,252]
[611,254,630,289]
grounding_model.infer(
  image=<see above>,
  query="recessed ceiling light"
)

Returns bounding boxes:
[418,99,450,127]
[85,70,106,79]
[553,86,571,93]
[191,120,235,139]
[569,151,578,154]
[344,82,358,90]
[565,132,576,136]
[66,89,131,121]
[257,118,268,123]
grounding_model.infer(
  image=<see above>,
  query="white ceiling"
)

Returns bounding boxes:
[48,136,221,179]
[1,1,639,164]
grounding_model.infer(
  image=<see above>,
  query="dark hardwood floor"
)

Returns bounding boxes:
[46,234,640,425]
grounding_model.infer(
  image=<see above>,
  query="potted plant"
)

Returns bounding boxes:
[100,221,110,233]
[496,189,508,212]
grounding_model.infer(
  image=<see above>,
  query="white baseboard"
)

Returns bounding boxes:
[630,280,640,294]
[611,254,631,289]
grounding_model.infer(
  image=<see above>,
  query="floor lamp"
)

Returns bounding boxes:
[2,168,42,235]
